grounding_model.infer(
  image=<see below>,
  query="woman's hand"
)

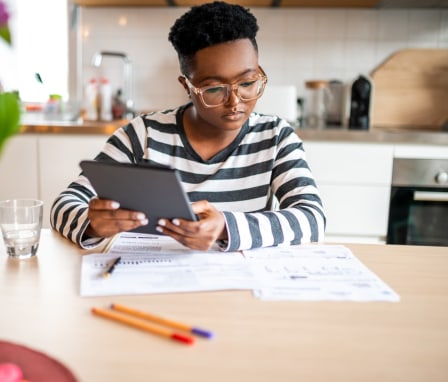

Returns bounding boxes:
[156,200,227,251]
[85,198,148,238]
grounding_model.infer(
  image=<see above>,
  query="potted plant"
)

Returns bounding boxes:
[0,0,21,156]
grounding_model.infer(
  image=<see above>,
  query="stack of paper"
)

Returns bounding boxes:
[80,233,399,302]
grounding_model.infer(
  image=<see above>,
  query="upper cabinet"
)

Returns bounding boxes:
[72,0,448,8]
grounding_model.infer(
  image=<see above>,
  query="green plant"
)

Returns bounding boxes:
[0,0,21,156]
[0,91,21,154]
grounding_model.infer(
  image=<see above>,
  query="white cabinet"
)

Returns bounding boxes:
[0,135,39,200]
[38,135,108,227]
[0,134,107,228]
[304,142,394,243]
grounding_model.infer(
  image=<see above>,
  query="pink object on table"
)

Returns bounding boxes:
[0,341,78,382]
[0,363,23,382]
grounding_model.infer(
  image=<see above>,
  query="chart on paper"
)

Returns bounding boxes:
[244,245,400,302]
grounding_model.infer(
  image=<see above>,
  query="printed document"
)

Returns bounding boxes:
[81,233,258,297]
[80,233,399,302]
[244,245,400,302]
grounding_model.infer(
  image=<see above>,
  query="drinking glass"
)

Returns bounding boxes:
[0,199,44,259]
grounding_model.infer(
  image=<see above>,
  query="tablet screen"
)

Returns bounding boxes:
[79,160,197,235]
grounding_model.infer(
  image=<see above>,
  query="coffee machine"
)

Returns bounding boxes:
[348,75,373,130]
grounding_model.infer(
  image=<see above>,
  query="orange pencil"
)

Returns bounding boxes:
[91,307,194,345]
[111,303,214,338]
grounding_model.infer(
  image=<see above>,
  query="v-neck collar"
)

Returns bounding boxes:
[176,103,250,164]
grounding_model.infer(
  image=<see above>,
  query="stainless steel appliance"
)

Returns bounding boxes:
[387,158,448,246]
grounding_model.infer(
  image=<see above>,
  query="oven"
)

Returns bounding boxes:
[387,158,448,246]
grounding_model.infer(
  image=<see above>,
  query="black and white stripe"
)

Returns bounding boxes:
[51,104,326,251]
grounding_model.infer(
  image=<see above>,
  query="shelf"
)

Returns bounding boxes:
[72,0,448,7]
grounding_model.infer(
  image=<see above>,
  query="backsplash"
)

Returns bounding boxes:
[78,6,448,113]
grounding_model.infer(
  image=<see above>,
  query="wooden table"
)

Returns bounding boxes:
[1,229,448,382]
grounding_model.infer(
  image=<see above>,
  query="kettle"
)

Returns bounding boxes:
[348,75,373,130]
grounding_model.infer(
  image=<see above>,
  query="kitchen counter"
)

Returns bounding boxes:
[20,119,448,145]
[20,119,127,136]
[296,126,448,146]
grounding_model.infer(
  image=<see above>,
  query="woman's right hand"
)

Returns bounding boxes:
[85,198,149,238]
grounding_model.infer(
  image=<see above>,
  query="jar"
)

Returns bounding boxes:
[303,80,330,129]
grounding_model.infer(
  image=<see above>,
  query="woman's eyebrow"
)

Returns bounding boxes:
[197,69,259,84]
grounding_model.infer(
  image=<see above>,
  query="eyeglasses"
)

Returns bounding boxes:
[183,67,268,108]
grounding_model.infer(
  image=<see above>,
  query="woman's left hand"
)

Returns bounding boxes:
[156,200,227,251]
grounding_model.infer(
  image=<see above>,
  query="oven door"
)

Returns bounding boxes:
[387,186,448,246]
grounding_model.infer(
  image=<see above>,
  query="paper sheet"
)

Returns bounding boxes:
[244,245,400,302]
[105,232,218,254]
[80,234,399,302]
[80,233,257,297]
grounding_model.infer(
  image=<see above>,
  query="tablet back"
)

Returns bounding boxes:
[79,160,197,235]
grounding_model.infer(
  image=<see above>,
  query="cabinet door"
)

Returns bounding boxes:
[319,184,391,239]
[304,142,394,242]
[38,135,108,228]
[304,142,393,185]
[0,135,39,200]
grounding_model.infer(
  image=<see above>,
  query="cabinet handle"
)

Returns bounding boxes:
[413,191,448,202]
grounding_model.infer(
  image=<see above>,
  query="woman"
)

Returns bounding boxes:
[51,1,326,252]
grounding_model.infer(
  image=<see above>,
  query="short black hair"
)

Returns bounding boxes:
[168,1,259,74]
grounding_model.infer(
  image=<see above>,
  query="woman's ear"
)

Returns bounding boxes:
[178,76,190,96]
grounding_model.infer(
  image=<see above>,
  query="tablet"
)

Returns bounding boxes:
[79,160,197,235]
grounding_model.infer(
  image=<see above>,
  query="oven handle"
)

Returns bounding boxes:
[414,191,448,202]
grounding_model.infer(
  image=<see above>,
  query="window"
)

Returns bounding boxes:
[0,0,68,102]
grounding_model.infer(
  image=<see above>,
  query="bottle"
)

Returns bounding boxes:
[296,97,304,127]
[303,80,330,129]
[44,94,62,120]
[84,79,98,121]
[99,77,112,121]
[326,80,344,126]
[112,89,126,120]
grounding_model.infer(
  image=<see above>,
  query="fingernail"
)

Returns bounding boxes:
[111,201,120,209]
[158,219,166,226]
[141,219,149,225]
[136,213,146,219]
[156,226,163,233]
[172,219,180,226]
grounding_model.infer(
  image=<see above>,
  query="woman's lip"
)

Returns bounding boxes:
[223,111,245,120]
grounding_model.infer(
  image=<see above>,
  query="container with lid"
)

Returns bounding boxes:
[303,80,330,129]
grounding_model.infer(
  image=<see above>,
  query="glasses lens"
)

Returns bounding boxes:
[238,78,265,101]
[202,86,227,107]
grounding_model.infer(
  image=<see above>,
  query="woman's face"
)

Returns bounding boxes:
[179,39,261,134]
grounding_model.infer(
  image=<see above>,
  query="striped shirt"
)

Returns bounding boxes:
[50,104,326,251]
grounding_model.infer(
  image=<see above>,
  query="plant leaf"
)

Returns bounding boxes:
[0,92,21,154]
[0,25,11,45]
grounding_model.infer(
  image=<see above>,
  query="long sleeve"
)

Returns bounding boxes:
[218,122,325,251]
[50,119,149,249]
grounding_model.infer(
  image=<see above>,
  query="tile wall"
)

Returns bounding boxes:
[79,6,448,113]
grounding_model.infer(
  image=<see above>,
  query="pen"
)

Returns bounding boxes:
[111,303,214,339]
[102,233,119,253]
[91,307,194,345]
[102,257,121,278]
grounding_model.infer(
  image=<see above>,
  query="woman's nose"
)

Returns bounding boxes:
[226,86,240,106]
